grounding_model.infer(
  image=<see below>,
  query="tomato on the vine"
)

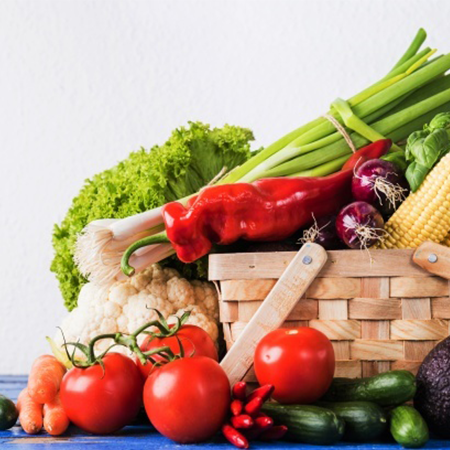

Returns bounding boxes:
[254,327,335,404]
[60,353,143,434]
[137,324,218,379]
[143,356,230,443]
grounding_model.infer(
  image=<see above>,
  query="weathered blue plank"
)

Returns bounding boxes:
[1,376,450,449]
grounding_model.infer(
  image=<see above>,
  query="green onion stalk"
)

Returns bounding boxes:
[74,29,450,283]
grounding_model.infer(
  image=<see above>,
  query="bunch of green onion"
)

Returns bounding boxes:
[75,29,450,283]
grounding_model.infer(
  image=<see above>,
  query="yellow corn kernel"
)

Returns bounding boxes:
[379,151,450,249]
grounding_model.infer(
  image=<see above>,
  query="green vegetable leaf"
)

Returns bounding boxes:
[427,111,450,131]
[405,161,430,192]
[405,130,427,162]
[407,128,447,168]
[51,122,254,311]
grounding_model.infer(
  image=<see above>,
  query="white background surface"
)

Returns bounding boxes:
[1,0,449,374]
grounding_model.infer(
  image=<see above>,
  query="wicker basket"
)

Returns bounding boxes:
[209,249,450,381]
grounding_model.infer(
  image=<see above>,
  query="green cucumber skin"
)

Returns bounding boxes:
[318,401,387,442]
[390,405,429,448]
[262,403,345,445]
[0,394,18,431]
[322,370,416,406]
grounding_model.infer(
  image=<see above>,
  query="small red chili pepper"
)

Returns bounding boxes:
[230,399,243,416]
[244,397,263,417]
[232,381,247,400]
[231,414,254,430]
[246,384,274,403]
[222,424,250,449]
[259,425,288,441]
[121,140,391,269]
[254,415,273,432]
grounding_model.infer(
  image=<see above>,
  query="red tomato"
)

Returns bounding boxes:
[254,327,335,404]
[60,353,143,434]
[137,324,218,379]
[144,356,230,443]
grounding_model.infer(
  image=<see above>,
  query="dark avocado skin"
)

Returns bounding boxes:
[414,336,450,438]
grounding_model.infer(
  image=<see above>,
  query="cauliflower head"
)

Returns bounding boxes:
[55,264,219,355]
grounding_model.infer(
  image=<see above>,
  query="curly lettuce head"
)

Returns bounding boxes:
[51,122,254,311]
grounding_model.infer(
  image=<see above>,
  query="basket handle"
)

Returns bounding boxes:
[220,243,328,386]
[413,241,450,280]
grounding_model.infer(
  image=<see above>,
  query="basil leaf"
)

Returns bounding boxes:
[419,129,449,168]
[428,112,450,131]
[405,130,427,162]
[405,162,429,193]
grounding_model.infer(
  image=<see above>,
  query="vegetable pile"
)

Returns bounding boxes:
[57,28,450,300]
[5,26,450,449]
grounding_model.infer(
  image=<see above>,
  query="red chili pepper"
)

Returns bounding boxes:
[231,414,254,430]
[246,384,274,403]
[254,415,273,432]
[222,424,250,449]
[342,139,391,170]
[230,399,244,416]
[232,381,247,400]
[121,140,392,269]
[244,397,264,417]
[259,425,288,441]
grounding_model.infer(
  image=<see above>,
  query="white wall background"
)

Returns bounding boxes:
[1,0,449,374]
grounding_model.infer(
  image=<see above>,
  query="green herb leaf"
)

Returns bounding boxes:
[408,128,448,168]
[428,111,450,131]
[405,161,430,192]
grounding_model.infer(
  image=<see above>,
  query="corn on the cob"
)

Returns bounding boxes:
[379,151,450,249]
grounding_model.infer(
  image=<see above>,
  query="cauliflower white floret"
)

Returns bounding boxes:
[55,264,220,356]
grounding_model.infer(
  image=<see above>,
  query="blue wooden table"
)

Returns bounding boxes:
[1,376,449,449]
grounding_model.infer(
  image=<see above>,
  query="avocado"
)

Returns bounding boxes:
[414,336,450,437]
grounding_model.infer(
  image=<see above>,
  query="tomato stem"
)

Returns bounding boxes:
[62,309,192,368]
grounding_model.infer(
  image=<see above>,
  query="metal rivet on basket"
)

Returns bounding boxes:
[428,253,438,263]
[302,255,312,265]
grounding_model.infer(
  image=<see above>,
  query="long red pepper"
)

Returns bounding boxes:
[121,140,391,269]
[222,424,250,449]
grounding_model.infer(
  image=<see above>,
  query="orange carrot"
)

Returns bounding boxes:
[17,388,43,434]
[43,393,70,436]
[28,355,66,404]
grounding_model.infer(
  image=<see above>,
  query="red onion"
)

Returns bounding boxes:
[336,202,385,249]
[300,215,343,250]
[352,159,408,217]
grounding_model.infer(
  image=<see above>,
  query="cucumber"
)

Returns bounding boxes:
[390,405,429,448]
[0,394,18,431]
[322,370,416,406]
[317,401,387,442]
[262,403,345,445]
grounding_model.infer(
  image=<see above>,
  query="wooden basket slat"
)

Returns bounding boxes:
[431,298,450,318]
[390,320,449,340]
[209,249,429,281]
[211,250,450,379]
[348,298,401,319]
[401,298,431,319]
[390,277,449,298]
